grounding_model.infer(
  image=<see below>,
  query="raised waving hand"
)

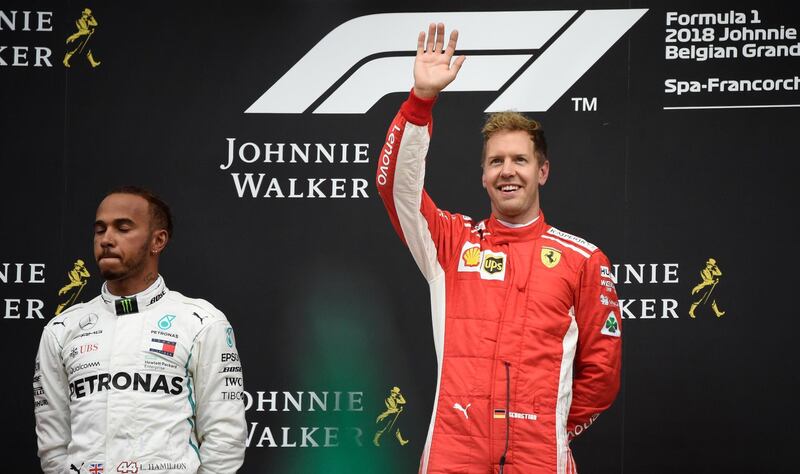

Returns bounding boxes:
[413,23,466,99]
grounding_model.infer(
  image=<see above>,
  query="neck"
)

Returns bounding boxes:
[492,207,540,225]
[105,269,159,296]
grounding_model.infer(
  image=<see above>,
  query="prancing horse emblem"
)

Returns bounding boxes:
[541,247,562,269]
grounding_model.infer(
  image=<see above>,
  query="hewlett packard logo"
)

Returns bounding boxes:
[246,10,647,114]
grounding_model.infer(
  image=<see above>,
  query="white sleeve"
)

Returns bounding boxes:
[191,319,247,473]
[34,327,71,474]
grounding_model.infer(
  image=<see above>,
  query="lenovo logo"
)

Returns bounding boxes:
[246,10,646,114]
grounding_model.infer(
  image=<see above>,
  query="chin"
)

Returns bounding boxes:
[98,265,126,280]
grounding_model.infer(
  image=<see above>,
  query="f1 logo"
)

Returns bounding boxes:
[246,9,647,114]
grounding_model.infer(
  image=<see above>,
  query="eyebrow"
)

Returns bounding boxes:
[94,218,136,227]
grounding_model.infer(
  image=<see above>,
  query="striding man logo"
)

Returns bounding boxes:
[373,386,409,446]
[689,258,726,318]
[63,8,101,68]
[55,259,91,315]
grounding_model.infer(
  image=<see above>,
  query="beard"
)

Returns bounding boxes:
[97,241,149,282]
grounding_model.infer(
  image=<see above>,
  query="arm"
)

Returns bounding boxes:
[191,320,247,473]
[375,23,467,280]
[567,251,622,439]
[34,327,71,473]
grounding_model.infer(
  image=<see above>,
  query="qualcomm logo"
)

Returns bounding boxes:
[246,10,647,114]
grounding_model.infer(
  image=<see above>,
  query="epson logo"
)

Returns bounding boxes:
[69,372,184,399]
[221,353,240,363]
[246,10,646,114]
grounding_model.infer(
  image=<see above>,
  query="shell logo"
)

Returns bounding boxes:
[462,247,481,267]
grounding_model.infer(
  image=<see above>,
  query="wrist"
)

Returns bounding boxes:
[413,86,439,99]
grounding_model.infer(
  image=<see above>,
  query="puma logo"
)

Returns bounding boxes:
[70,463,84,473]
[193,312,207,324]
[453,402,471,419]
[53,321,66,327]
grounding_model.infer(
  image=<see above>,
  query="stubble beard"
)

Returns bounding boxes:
[99,241,149,283]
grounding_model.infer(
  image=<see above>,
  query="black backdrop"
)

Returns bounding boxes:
[2,0,799,472]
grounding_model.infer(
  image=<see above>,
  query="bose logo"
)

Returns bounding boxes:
[246,10,647,114]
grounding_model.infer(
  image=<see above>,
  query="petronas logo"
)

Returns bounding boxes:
[158,314,176,330]
[226,327,235,348]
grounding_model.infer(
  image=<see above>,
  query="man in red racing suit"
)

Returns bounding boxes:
[376,24,621,474]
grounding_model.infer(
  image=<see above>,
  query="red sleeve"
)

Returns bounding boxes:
[567,250,622,439]
[375,90,469,280]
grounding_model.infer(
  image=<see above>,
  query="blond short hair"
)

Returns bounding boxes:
[481,112,547,165]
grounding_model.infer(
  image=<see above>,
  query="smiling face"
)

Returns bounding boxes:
[482,130,549,224]
[93,193,157,285]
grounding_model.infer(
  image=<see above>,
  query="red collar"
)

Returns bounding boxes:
[484,212,547,244]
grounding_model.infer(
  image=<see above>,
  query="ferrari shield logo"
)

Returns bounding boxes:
[541,247,562,268]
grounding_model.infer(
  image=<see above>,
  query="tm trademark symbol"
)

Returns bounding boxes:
[571,97,597,112]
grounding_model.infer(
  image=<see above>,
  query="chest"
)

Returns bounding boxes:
[61,309,195,385]
[449,239,580,334]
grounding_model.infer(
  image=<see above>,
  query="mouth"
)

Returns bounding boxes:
[498,184,522,194]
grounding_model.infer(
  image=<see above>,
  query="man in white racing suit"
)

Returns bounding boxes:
[34,186,246,473]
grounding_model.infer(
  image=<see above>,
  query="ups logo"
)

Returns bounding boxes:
[483,256,505,274]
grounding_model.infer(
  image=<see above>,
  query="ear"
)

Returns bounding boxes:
[150,229,169,254]
[538,160,550,186]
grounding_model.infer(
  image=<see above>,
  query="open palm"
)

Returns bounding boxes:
[413,23,466,99]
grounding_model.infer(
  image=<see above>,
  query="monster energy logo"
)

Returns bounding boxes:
[115,297,139,315]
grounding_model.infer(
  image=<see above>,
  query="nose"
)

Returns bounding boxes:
[500,158,516,178]
[99,229,115,248]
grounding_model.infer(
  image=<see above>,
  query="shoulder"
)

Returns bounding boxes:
[164,290,229,324]
[45,295,103,329]
[541,226,601,259]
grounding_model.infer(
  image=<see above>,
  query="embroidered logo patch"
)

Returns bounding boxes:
[601,312,621,337]
[480,250,507,281]
[541,247,562,268]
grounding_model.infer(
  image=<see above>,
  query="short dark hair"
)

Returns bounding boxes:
[481,111,548,165]
[106,185,173,238]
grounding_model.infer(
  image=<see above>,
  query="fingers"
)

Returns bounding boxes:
[445,29,459,57]
[434,23,445,52]
[421,23,458,55]
[451,55,466,75]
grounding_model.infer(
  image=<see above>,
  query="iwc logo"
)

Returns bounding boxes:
[373,386,409,446]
